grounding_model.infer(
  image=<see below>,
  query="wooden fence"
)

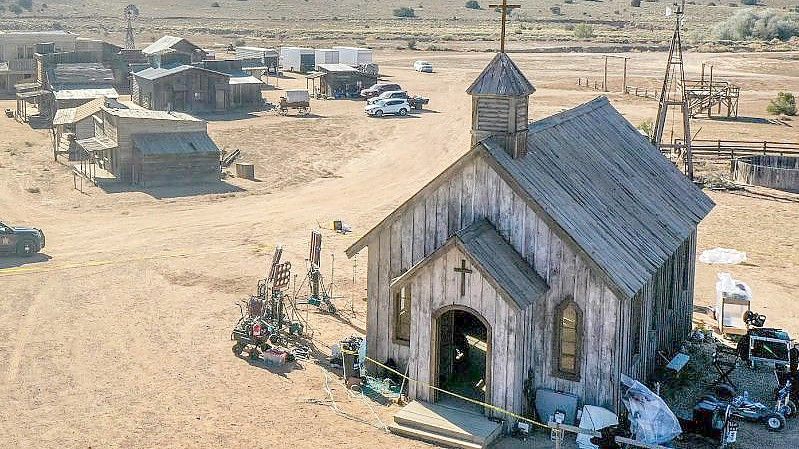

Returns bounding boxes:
[665,139,799,160]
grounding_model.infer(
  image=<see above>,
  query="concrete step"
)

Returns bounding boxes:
[389,422,483,449]
[391,401,502,448]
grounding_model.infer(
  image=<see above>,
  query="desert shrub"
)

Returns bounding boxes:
[17,0,32,11]
[740,0,757,4]
[211,1,220,6]
[708,2,716,5]
[406,38,417,49]
[713,9,799,41]
[465,0,481,9]
[393,7,416,17]
[550,5,561,14]
[767,92,797,115]
[631,0,642,6]
[234,38,246,46]
[729,3,738,6]
[564,0,574,3]
[10,4,23,14]
[573,23,595,38]
[638,119,655,139]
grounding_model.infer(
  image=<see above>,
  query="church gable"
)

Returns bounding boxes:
[391,218,549,311]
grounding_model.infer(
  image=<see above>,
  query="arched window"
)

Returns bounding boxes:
[555,296,582,380]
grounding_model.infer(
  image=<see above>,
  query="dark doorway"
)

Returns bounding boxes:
[436,308,489,409]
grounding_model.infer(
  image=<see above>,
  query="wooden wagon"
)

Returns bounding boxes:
[278,89,310,116]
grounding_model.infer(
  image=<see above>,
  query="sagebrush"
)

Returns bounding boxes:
[713,9,799,41]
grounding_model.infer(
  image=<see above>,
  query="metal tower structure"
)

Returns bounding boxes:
[123,4,140,50]
[652,0,693,180]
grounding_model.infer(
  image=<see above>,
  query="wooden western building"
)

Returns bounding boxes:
[346,53,714,418]
[0,30,77,94]
[141,35,207,69]
[131,65,229,112]
[306,64,377,99]
[75,107,220,186]
[131,60,264,112]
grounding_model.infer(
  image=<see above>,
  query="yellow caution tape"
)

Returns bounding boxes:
[341,349,551,430]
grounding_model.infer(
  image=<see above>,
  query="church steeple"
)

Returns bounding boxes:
[467,52,535,158]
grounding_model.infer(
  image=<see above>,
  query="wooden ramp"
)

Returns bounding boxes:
[390,401,503,449]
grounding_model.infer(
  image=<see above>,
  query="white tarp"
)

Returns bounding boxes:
[621,375,682,445]
[576,405,619,449]
[699,247,747,264]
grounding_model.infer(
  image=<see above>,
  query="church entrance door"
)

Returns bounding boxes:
[434,307,490,412]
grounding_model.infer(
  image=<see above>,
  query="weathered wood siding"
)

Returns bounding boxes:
[619,229,697,387]
[364,154,630,413]
[397,243,526,415]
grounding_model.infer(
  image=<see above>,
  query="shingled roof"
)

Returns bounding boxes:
[480,96,714,297]
[466,52,536,97]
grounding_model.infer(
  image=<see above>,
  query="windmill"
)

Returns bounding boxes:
[123,4,140,50]
[652,0,693,180]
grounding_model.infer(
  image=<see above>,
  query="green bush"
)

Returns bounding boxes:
[465,0,481,9]
[713,9,799,41]
[638,120,655,139]
[573,23,595,38]
[767,92,797,115]
[393,6,416,17]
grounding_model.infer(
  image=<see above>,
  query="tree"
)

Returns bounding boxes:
[767,92,797,116]
[465,0,481,9]
[393,6,416,18]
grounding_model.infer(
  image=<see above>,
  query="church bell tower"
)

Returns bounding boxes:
[467,52,536,159]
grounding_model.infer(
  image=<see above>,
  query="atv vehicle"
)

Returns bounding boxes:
[0,220,45,256]
[700,390,789,432]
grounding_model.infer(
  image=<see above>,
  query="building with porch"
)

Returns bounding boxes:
[75,107,220,186]
[306,64,377,99]
[345,52,714,441]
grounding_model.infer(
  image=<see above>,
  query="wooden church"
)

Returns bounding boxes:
[345,52,714,419]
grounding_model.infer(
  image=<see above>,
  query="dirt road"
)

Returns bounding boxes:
[1,50,797,448]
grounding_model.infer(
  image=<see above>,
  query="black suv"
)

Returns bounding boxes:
[0,221,45,256]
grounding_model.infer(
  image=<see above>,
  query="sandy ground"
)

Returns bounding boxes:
[1,50,798,449]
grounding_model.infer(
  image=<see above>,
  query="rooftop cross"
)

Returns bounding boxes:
[489,0,521,53]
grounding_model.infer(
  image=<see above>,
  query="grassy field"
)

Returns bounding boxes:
[1,0,798,51]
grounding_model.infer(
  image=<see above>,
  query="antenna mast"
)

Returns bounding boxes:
[123,4,140,50]
[652,0,693,180]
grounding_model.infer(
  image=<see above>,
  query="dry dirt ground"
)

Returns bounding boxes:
[1,50,798,449]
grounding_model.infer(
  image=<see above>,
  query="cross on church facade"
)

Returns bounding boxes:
[489,0,521,53]
[454,259,473,296]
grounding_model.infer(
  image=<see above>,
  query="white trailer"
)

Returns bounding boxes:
[279,47,315,73]
[236,46,279,61]
[314,49,340,67]
[332,46,373,66]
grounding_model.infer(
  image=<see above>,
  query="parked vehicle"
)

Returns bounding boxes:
[365,99,410,117]
[413,60,433,73]
[360,82,402,99]
[0,220,45,256]
[699,390,788,432]
[366,90,430,110]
